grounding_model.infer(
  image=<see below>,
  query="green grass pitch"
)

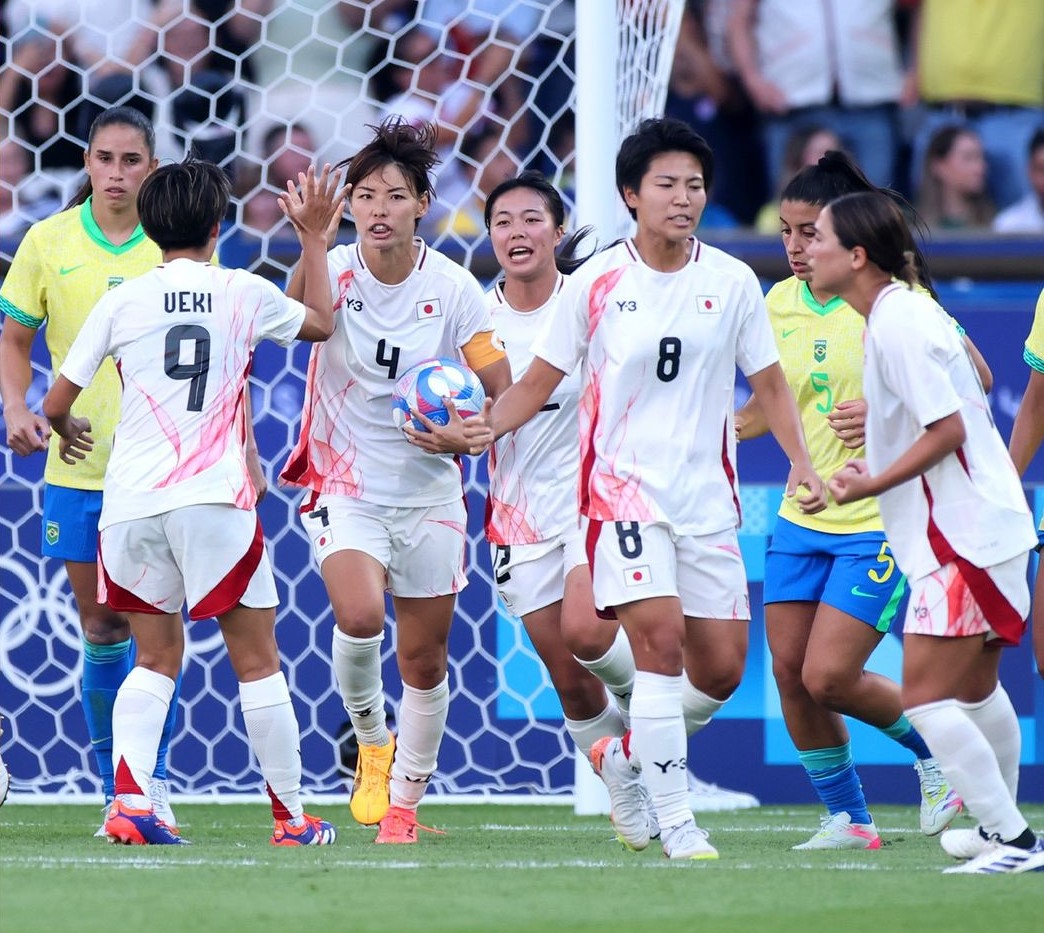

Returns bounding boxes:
[1,803,1042,932]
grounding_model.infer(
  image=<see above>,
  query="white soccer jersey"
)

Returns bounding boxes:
[280,238,492,506]
[862,283,1036,579]
[531,238,779,535]
[486,275,581,545]
[59,258,306,529]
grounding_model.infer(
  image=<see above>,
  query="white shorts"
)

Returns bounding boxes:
[490,526,587,618]
[98,505,278,620]
[585,519,750,620]
[300,493,468,598]
[904,553,1030,646]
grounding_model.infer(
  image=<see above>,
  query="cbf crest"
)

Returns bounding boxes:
[813,339,827,363]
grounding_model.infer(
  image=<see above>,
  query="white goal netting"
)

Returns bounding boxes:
[0,0,684,800]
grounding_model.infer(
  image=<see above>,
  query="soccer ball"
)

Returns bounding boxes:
[391,357,486,433]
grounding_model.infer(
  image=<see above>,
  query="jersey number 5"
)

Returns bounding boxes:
[164,324,211,412]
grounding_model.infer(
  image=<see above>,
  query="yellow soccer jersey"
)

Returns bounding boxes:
[0,199,161,489]
[1023,287,1044,532]
[765,277,882,533]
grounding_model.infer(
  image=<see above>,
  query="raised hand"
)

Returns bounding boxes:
[278,164,350,245]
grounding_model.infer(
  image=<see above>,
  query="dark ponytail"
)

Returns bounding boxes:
[785,150,937,299]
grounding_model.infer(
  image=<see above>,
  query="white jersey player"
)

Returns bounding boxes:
[467,119,824,860]
[43,158,346,847]
[279,118,511,844]
[817,190,1044,876]
[482,173,636,766]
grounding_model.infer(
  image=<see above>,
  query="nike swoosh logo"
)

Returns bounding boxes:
[782,328,798,339]
[850,586,877,598]
[59,264,86,275]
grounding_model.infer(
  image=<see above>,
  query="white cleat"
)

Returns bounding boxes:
[687,771,759,813]
[661,819,718,860]
[792,811,881,850]
[589,736,652,851]
[148,778,177,829]
[940,826,990,860]
[942,838,1044,874]
[914,758,962,835]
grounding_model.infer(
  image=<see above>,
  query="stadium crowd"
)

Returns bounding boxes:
[1,0,1043,249]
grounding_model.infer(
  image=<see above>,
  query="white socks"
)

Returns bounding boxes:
[564,694,626,757]
[628,670,690,830]
[682,678,726,736]
[332,628,389,746]
[958,684,1021,801]
[111,666,175,802]
[391,676,449,811]
[240,671,303,821]
[575,627,635,723]
[906,698,1028,843]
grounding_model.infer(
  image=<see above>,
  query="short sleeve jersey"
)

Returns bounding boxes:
[486,275,581,545]
[279,238,493,506]
[766,276,881,532]
[59,259,305,529]
[862,284,1035,579]
[0,199,162,489]
[531,238,779,535]
[1022,288,1044,531]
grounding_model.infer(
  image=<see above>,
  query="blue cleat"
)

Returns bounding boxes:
[271,813,337,846]
[104,797,188,845]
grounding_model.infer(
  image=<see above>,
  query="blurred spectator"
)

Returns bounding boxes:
[992,130,1044,235]
[241,122,320,236]
[0,138,63,238]
[915,125,995,231]
[425,124,520,241]
[753,124,843,233]
[907,0,1044,210]
[727,0,906,190]
[0,29,86,173]
[246,0,406,161]
[666,1,762,227]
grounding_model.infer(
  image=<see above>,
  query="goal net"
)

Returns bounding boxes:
[0,0,684,801]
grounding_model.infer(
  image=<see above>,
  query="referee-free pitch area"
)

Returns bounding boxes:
[1,804,1041,932]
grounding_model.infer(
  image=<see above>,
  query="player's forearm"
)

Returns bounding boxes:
[735,394,769,441]
[1009,369,1044,476]
[490,361,562,440]
[866,414,966,498]
[0,334,34,412]
[749,364,813,467]
[298,233,334,337]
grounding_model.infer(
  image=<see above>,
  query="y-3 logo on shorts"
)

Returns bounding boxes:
[45,521,59,545]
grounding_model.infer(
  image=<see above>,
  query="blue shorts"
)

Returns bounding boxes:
[41,484,101,562]
[764,517,907,632]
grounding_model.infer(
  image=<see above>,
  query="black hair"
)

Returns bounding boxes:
[1030,127,1044,157]
[484,170,596,274]
[615,117,714,220]
[336,117,440,203]
[65,106,156,209]
[827,191,922,290]
[786,150,938,299]
[137,155,231,251]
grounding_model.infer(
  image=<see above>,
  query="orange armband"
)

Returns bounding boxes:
[460,330,507,372]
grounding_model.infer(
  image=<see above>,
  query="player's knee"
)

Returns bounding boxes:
[802,664,850,710]
[80,607,130,644]
[332,604,385,638]
[770,654,806,696]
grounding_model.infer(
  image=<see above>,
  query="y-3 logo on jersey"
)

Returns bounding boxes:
[615,299,638,312]
[813,339,827,362]
[343,298,363,313]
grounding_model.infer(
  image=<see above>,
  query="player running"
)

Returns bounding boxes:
[279,118,511,844]
[467,118,823,860]
[41,156,345,846]
[818,191,1044,875]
